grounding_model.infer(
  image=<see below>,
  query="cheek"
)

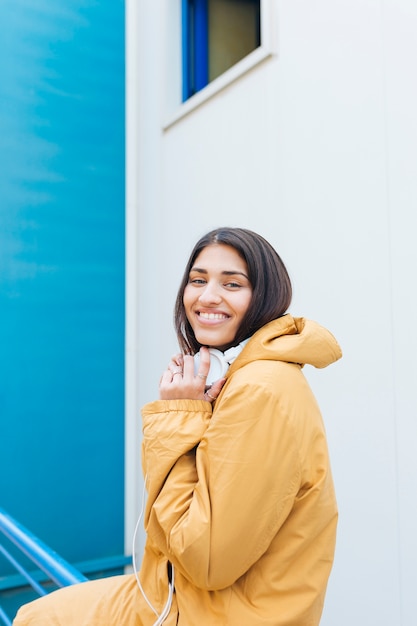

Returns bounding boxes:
[183,288,193,314]
[239,294,252,318]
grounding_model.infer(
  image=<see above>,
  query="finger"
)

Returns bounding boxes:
[204,388,218,403]
[195,346,210,378]
[207,377,226,399]
[168,360,183,376]
[171,353,184,368]
[196,372,208,384]
[160,369,174,385]
[211,377,226,391]
[182,354,196,378]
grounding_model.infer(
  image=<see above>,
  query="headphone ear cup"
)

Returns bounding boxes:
[194,349,229,386]
[207,349,230,383]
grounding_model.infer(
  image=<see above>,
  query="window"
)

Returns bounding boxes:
[182,0,261,101]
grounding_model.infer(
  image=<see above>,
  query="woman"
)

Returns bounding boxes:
[14,227,342,625]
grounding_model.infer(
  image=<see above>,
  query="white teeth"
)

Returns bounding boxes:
[199,312,227,320]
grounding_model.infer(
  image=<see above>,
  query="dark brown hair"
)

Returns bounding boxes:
[174,227,292,354]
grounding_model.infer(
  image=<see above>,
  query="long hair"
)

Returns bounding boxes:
[174,227,292,354]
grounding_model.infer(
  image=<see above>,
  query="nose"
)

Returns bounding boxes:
[198,281,222,304]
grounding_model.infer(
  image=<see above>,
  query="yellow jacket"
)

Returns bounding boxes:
[139,316,342,625]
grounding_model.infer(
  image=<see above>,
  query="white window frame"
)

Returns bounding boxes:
[163,0,278,130]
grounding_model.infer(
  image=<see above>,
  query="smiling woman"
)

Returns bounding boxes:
[14,227,342,626]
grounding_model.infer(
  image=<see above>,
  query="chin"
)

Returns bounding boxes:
[198,337,235,351]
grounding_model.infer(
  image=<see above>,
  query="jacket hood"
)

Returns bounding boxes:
[228,315,342,376]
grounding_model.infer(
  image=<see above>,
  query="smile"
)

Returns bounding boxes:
[198,312,229,320]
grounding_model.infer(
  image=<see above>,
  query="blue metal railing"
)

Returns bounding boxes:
[0,508,88,625]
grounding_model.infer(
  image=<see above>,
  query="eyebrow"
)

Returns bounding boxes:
[190,267,249,280]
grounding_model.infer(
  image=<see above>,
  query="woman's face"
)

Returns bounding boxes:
[183,244,253,351]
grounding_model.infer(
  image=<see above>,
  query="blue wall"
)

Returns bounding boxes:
[0,0,125,595]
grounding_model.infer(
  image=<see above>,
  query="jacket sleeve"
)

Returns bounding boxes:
[141,398,212,514]
[141,365,302,591]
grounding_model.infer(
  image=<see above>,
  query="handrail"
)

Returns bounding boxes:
[0,543,46,596]
[0,605,12,626]
[0,507,89,625]
[0,508,88,588]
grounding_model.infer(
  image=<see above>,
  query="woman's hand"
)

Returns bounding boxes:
[159,347,226,403]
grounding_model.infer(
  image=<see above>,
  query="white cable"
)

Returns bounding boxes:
[132,476,158,617]
[132,474,175,625]
[153,566,175,626]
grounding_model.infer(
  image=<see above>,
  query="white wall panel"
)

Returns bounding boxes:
[128,0,417,622]
[383,1,417,624]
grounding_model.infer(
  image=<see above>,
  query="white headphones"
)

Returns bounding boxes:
[193,339,250,386]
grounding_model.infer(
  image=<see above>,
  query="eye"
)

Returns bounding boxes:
[189,277,206,285]
[224,281,242,289]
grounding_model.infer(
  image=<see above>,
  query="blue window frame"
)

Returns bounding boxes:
[182,0,209,100]
[182,0,261,101]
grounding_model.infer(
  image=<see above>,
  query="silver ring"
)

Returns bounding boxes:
[197,373,207,380]
[206,391,216,401]
[172,368,183,375]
